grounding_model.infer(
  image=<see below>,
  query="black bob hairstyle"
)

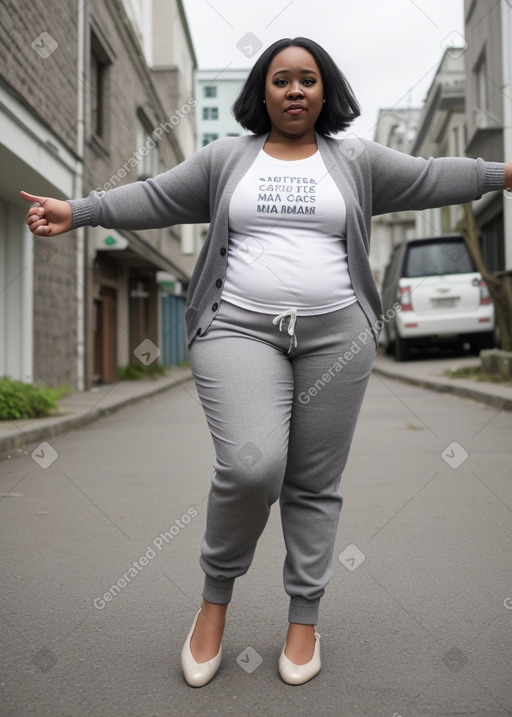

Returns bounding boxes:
[232,37,361,136]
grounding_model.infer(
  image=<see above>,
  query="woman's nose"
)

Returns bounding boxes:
[287,84,304,97]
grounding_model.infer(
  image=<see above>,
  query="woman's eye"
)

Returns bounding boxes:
[273,77,316,87]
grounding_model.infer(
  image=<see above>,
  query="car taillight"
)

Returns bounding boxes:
[398,285,413,311]
[479,279,492,305]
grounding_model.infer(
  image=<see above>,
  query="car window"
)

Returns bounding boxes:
[404,241,475,278]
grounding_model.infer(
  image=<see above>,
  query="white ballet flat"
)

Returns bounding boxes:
[181,609,222,687]
[278,632,321,685]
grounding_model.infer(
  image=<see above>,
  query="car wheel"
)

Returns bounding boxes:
[394,334,411,362]
[469,331,494,354]
[385,341,395,356]
[384,325,395,355]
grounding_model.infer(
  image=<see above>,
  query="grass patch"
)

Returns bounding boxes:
[0,377,63,420]
[116,363,170,381]
[445,365,512,386]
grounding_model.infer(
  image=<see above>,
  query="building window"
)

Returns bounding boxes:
[136,113,159,179]
[202,107,219,120]
[452,125,464,157]
[474,51,490,128]
[202,133,219,146]
[203,85,217,98]
[90,30,112,140]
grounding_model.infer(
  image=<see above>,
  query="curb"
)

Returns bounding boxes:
[372,364,512,413]
[3,365,510,459]
[0,371,194,458]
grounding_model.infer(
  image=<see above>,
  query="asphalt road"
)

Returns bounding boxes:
[1,372,511,717]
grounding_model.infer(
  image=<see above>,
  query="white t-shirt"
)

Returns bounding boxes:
[222,149,357,315]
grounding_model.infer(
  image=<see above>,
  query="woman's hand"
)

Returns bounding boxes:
[20,191,73,236]
[505,161,512,193]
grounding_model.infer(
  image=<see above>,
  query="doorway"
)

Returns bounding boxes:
[93,286,117,383]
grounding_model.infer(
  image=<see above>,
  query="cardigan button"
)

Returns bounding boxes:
[220,247,227,256]
[216,279,222,288]
[212,303,219,312]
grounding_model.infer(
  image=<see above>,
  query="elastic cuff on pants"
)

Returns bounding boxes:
[288,597,321,625]
[202,575,235,605]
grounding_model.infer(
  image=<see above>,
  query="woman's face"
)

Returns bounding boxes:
[264,46,324,140]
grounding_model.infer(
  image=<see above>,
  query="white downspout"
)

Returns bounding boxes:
[21,222,34,383]
[75,0,86,391]
[501,0,512,269]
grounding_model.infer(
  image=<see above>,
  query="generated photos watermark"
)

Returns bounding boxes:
[31,441,59,469]
[94,97,198,193]
[236,646,263,673]
[298,303,401,405]
[236,32,263,58]
[93,507,198,610]
[339,544,366,572]
[134,338,161,366]
[31,32,59,59]
[441,441,469,470]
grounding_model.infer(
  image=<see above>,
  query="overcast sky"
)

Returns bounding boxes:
[181,0,465,139]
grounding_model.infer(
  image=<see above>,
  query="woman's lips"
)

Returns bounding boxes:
[286,107,305,115]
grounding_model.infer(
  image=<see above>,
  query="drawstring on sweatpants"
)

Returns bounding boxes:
[272,308,298,354]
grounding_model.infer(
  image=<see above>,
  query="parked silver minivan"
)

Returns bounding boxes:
[381,235,494,361]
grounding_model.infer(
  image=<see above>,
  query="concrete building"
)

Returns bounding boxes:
[464,0,511,273]
[193,68,248,248]
[370,44,481,286]
[0,0,198,390]
[372,3,511,280]
[82,0,197,385]
[410,49,467,239]
[0,0,82,388]
[195,69,248,150]
[370,108,422,289]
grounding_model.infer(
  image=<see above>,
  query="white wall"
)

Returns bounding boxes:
[0,200,33,382]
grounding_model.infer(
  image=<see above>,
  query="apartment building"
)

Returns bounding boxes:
[464,0,511,272]
[195,68,248,150]
[0,0,82,387]
[372,5,511,284]
[410,49,467,238]
[0,0,198,389]
[370,108,422,288]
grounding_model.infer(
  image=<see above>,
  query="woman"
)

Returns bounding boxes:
[22,37,510,688]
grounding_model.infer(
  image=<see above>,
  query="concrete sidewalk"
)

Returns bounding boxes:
[373,353,512,412]
[0,366,193,458]
[2,353,511,716]
[1,354,511,458]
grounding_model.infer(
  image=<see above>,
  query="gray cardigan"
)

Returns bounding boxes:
[70,133,505,346]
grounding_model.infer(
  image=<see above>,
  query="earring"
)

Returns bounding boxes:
[323,99,326,104]
[263,99,266,104]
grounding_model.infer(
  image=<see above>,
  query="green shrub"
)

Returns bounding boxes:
[0,377,61,420]
[116,363,169,381]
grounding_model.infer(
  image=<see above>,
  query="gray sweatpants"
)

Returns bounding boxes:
[189,299,376,625]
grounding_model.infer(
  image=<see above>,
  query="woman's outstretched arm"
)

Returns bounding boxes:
[19,138,225,236]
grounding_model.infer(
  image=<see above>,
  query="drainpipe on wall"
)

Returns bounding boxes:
[22,222,34,384]
[501,0,512,269]
[75,0,86,391]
